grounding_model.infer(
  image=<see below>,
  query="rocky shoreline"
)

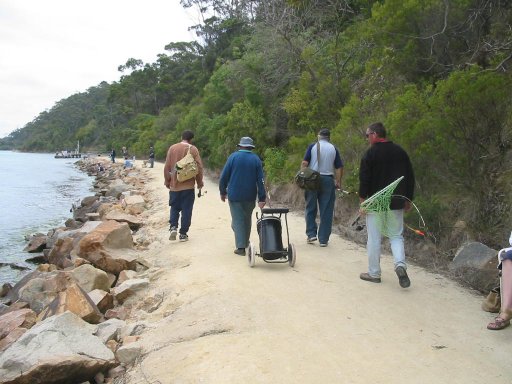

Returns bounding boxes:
[0,158,161,384]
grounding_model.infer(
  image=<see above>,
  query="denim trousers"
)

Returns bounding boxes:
[305,175,336,244]
[229,201,255,249]
[169,189,195,235]
[365,209,406,277]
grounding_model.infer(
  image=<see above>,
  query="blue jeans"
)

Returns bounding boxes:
[305,175,336,244]
[229,201,255,249]
[365,210,406,278]
[169,189,195,235]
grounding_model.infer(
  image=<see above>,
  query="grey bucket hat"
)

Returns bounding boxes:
[238,137,255,148]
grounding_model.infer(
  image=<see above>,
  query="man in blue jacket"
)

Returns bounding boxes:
[219,137,266,256]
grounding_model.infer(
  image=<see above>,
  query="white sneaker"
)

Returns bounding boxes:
[169,227,177,241]
[320,243,328,247]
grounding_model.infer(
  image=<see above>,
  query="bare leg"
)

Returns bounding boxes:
[501,259,512,319]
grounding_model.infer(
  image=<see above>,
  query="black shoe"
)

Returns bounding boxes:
[307,236,317,244]
[179,234,188,242]
[360,272,381,283]
[234,248,245,256]
[395,266,410,288]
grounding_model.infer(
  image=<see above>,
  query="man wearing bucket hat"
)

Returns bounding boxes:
[219,137,266,256]
[301,128,344,247]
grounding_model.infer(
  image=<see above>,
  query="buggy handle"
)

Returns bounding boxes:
[261,208,289,214]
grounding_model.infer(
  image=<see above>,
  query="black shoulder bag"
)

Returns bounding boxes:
[295,142,321,191]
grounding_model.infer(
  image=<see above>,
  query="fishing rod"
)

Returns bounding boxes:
[337,189,435,241]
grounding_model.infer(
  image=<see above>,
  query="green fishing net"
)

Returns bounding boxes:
[360,176,404,237]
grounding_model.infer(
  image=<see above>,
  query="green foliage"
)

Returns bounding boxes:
[385,69,512,244]
[263,147,287,184]
[76,119,98,146]
[203,64,238,115]
[199,114,229,168]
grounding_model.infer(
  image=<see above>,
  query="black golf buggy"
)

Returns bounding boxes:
[247,208,296,268]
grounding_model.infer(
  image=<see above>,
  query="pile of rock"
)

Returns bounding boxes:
[0,159,161,384]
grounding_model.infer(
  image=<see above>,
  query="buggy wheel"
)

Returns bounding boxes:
[247,242,256,267]
[288,243,296,267]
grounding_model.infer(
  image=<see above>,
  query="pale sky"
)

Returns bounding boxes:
[0,0,198,138]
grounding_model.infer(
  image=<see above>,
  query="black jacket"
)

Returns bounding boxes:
[359,141,415,210]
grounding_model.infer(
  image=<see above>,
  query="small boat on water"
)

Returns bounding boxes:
[55,141,82,158]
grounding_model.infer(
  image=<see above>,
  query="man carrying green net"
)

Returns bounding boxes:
[358,122,415,288]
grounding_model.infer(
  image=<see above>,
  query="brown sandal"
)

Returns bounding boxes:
[487,317,510,330]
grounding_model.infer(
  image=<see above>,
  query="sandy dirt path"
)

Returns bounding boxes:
[126,162,512,384]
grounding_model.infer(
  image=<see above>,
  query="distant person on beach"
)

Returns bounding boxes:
[122,146,129,160]
[219,137,266,256]
[487,242,512,330]
[164,130,204,242]
[97,163,104,173]
[124,158,133,169]
[110,148,116,163]
[358,122,415,288]
[149,146,155,168]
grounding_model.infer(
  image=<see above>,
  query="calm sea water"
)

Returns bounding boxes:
[0,151,93,285]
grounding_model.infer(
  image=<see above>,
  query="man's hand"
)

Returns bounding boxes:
[258,201,266,209]
[404,201,412,212]
[220,194,227,202]
[359,197,367,215]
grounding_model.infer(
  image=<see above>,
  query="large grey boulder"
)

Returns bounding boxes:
[71,264,111,292]
[450,241,500,292]
[37,282,102,324]
[76,221,136,275]
[0,309,36,352]
[23,234,47,253]
[94,318,126,343]
[116,341,142,365]
[104,211,143,230]
[0,311,115,384]
[73,199,101,222]
[81,195,99,207]
[111,278,149,304]
[87,289,114,313]
[123,194,146,215]
[47,237,76,269]
[105,181,131,198]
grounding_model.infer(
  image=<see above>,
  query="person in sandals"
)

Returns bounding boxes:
[487,248,512,330]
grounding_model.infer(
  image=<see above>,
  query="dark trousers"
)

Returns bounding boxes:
[169,189,195,235]
[305,175,336,244]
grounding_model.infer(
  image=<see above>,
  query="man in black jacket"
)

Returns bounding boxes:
[358,122,415,288]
